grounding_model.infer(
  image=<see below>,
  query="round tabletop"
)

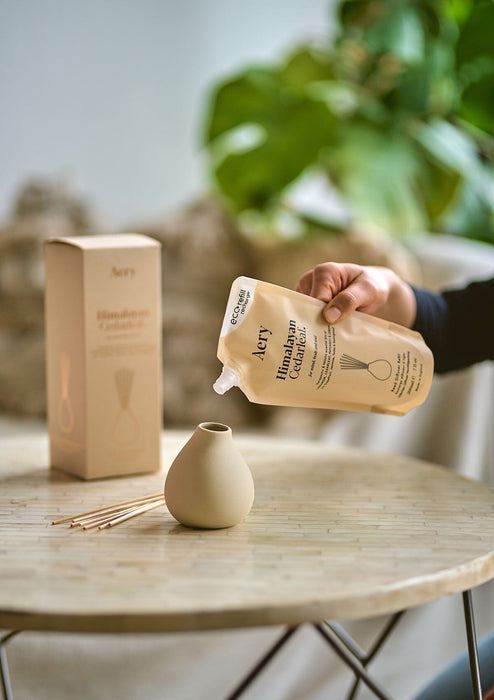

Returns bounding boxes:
[2,431,494,634]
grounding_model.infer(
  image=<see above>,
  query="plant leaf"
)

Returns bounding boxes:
[279,46,335,89]
[326,124,427,233]
[419,156,461,221]
[413,118,494,234]
[413,118,494,206]
[203,63,337,211]
[213,98,336,211]
[365,6,425,64]
[442,178,494,243]
[413,118,481,174]
[455,1,494,133]
[204,68,281,145]
[456,1,494,66]
[460,72,494,133]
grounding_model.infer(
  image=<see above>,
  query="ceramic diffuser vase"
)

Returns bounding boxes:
[164,422,255,529]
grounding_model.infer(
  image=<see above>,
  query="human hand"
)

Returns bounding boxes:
[296,262,416,328]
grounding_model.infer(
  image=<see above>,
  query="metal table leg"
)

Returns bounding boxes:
[225,626,299,700]
[314,623,395,700]
[1,631,20,700]
[325,612,404,700]
[463,590,483,700]
[2,591,483,700]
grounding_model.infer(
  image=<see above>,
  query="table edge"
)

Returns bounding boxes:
[2,552,494,634]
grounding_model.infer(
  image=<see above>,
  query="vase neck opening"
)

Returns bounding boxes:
[198,422,231,434]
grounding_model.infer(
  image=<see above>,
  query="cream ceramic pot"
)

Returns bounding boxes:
[164,422,255,529]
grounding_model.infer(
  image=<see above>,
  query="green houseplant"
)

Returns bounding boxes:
[202,0,494,243]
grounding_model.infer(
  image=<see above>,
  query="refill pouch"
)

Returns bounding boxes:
[214,277,433,416]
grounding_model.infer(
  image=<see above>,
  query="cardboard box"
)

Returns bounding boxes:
[44,234,162,479]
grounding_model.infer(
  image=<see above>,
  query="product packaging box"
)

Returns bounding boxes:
[44,234,162,479]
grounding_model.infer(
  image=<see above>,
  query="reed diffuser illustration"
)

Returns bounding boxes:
[57,352,74,433]
[112,367,139,445]
[339,354,392,381]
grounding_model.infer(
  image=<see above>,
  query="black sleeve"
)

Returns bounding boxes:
[412,277,494,374]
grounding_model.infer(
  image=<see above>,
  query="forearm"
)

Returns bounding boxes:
[412,278,494,373]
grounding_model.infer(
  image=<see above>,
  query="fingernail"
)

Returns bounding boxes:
[324,306,341,324]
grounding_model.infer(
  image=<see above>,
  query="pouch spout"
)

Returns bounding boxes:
[213,366,239,395]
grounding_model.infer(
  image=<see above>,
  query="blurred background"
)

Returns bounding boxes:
[2,2,494,699]
[2,0,493,431]
[0,0,332,224]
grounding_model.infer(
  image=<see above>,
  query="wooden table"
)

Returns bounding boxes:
[2,431,494,700]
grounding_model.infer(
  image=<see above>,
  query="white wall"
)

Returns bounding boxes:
[0,0,333,225]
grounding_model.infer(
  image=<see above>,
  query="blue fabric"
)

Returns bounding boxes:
[412,277,494,374]
[413,630,494,700]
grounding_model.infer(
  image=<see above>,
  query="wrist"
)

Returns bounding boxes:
[379,271,416,328]
[390,274,417,328]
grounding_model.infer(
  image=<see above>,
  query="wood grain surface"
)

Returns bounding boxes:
[1,431,494,633]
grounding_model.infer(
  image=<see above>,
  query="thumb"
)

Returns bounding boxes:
[323,277,377,324]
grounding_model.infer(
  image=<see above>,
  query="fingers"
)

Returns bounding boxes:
[324,284,368,323]
[296,263,356,303]
[296,263,416,327]
[296,263,386,324]
[324,271,388,323]
[295,270,316,297]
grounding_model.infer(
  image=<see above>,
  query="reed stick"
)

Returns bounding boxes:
[71,495,163,525]
[78,504,145,529]
[52,492,164,525]
[98,499,165,529]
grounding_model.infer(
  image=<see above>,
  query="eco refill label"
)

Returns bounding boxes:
[216,277,434,416]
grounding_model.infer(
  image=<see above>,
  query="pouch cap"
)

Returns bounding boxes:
[213,366,239,395]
